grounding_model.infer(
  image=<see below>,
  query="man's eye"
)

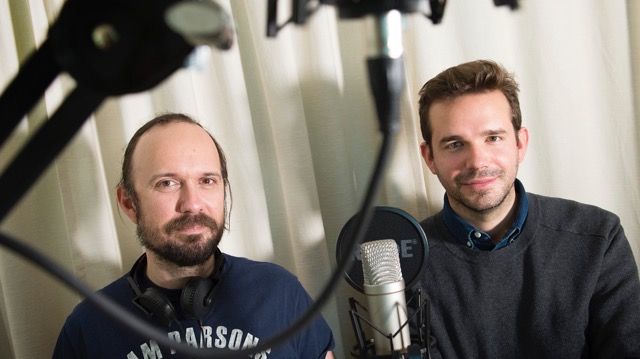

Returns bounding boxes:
[445,142,463,150]
[202,177,219,185]
[487,135,502,142]
[155,179,179,190]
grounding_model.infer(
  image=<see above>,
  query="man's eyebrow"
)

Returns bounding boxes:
[439,135,463,144]
[439,129,508,143]
[482,128,508,136]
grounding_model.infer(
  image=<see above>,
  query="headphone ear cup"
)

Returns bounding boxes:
[180,277,216,320]
[135,287,178,327]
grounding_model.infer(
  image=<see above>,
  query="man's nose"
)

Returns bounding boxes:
[177,184,204,213]
[466,144,489,169]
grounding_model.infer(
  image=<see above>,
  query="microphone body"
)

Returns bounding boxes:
[361,239,412,355]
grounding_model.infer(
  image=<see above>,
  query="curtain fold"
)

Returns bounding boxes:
[0,1,638,357]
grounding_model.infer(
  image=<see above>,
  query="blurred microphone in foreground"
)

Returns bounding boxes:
[165,0,234,50]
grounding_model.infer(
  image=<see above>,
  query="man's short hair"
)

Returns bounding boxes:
[418,60,522,147]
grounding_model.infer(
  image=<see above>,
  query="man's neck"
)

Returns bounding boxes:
[145,252,215,289]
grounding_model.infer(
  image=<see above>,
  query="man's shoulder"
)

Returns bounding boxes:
[527,192,622,236]
[61,274,134,334]
[219,254,313,310]
[527,192,620,221]
[224,253,291,271]
[528,192,610,211]
[72,275,131,309]
[223,254,299,284]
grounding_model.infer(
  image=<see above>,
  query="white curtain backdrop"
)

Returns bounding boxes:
[0,0,638,357]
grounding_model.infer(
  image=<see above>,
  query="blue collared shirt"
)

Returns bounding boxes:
[442,179,528,251]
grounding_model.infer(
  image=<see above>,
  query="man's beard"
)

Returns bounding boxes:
[137,212,224,267]
[449,167,513,213]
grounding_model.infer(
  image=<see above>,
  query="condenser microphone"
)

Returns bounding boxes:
[361,239,412,356]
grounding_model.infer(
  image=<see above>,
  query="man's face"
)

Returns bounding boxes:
[121,122,226,266]
[421,90,528,217]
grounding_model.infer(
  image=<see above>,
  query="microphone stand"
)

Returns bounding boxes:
[336,2,428,358]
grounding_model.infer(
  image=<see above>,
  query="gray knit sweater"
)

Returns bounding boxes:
[420,193,640,358]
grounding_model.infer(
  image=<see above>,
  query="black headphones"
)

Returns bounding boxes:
[126,250,224,327]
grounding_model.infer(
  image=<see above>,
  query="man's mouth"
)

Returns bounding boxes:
[175,223,208,235]
[460,177,497,190]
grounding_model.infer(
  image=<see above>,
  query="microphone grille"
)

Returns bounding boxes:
[361,239,403,286]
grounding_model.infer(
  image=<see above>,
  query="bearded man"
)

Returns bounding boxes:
[53,113,335,359]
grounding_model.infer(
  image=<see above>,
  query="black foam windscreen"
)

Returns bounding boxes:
[336,206,428,293]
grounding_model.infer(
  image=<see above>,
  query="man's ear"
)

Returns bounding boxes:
[116,185,138,224]
[516,127,529,164]
[420,142,438,175]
